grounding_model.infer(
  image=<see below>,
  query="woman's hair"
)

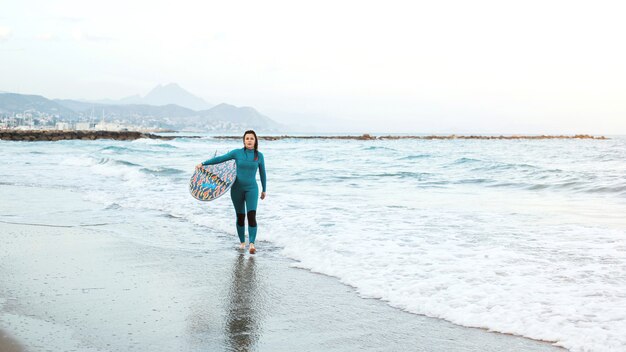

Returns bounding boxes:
[243,130,259,161]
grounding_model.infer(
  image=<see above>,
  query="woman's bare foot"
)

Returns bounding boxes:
[249,243,256,254]
[239,242,246,250]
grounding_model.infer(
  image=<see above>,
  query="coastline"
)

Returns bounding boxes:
[0,184,566,351]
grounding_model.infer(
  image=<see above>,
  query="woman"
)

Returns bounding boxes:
[197,130,267,254]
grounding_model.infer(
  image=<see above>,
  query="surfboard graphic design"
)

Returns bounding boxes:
[189,159,237,201]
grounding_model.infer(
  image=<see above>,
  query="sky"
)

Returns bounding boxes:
[1,0,625,134]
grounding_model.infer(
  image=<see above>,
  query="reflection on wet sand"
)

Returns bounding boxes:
[226,254,261,352]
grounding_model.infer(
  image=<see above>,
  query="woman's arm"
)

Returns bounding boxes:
[201,150,236,166]
[259,153,267,192]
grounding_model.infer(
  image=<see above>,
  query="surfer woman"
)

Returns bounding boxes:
[197,130,267,254]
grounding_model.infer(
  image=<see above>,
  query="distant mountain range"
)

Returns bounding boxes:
[86,83,213,111]
[0,93,77,117]
[0,84,286,132]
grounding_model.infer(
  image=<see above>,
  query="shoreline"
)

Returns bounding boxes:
[0,185,565,352]
[0,184,566,351]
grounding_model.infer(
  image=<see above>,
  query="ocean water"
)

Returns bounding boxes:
[1,134,625,352]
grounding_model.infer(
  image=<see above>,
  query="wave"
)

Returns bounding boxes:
[140,167,185,176]
[323,171,432,181]
[398,154,431,160]
[455,178,494,185]
[484,180,626,196]
[262,200,626,352]
[113,159,141,167]
[161,212,184,219]
[100,146,132,153]
[372,171,432,179]
[525,183,551,190]
[152,143,178,149]
[418,181,449,187]
[104,203,122,210]
[585,184,626,194]
[552,181,586,189]
[88,158,146,183]
[470,162,541,172]
[363,146,396,151]
[131,139,178,148]
[450,157,482,165]
[95,157,141,167]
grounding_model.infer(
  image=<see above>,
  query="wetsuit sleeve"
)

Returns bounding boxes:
[259,153,267,192]
[201,149,236,165]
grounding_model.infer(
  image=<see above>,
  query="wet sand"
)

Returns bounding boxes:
[0,330,24,352]
[0,185,566,351]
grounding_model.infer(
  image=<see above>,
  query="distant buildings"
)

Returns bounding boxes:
[0,112,166,132]
[94,121,126,131]
[55,122,71,130]
[0,107,253,133]
[74,122,93,130]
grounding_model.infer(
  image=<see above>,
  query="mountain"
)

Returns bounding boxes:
[53,99,100,112]
[201,103,277,125]
[1,92,286,132]
[142,83,212,110]
[171,103,284,131]
[86,83,213,110]
[54,99,196,118]
[0,93,77,117]
[89,94,142,106]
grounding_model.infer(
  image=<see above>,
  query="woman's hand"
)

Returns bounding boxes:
[195,163,203,169]
[260,192,266,200]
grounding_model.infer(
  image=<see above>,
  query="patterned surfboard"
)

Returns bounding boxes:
[189,159,237,201]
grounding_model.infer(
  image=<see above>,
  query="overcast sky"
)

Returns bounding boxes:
[1,0,625,134]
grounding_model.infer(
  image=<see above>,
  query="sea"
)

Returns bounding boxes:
[1,133,625,352]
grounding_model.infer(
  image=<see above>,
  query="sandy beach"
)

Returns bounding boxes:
[0,185,565,351]
[0,329,24,352]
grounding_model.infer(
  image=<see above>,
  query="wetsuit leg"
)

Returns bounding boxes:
[230,184,246,243]
[244,186,259,243]
[236,213,246,243]
[247,210,257,244]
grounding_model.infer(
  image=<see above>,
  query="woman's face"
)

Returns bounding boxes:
[244,133,256,149]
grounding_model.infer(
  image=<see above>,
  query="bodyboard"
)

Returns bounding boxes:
[189,159,236,201]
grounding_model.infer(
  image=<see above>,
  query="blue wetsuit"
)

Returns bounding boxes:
[202,148,267,244]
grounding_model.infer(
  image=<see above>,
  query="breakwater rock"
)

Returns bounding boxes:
[214,134,607,141]
[0,130,173,141]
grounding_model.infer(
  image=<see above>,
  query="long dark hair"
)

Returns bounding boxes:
[243,130,259,161]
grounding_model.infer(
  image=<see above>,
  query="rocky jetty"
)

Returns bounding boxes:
[0,130,173,141]
[214,134,607,141]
